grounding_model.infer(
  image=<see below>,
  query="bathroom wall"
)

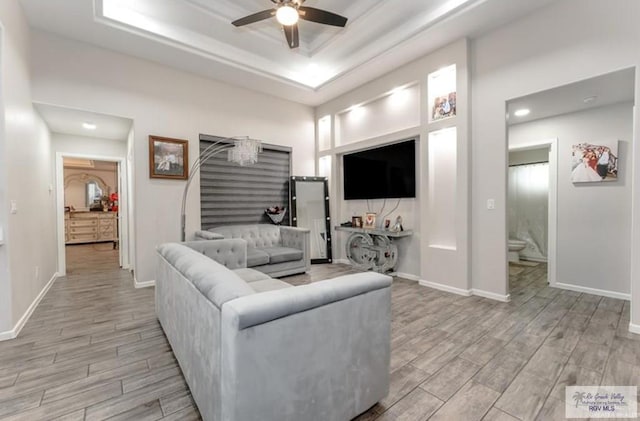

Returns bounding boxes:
[508,102,633,296]
[509,149,549,166]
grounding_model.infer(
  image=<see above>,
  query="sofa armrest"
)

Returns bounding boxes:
[279,226,311,270]
[219,271,391,420]
[222,272,391,330]
[194,230,225,240]
[182,239,247,269]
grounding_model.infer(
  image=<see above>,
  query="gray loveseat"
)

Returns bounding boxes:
[156,239,392,421]
[195,224,310,277]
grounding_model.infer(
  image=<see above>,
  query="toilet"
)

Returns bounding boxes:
[508,239,527,263]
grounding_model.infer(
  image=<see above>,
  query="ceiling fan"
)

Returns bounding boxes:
[231,0,348,49]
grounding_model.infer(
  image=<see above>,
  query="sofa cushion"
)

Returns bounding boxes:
[157,243,254,308]
[183,239,246,269]
[261,246,303,264]
[233,268,272,283]
[247,248,270,267]
[209,224,281,249]
[248,279,293,293]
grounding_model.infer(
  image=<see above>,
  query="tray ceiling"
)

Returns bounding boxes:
[20,0,556,105]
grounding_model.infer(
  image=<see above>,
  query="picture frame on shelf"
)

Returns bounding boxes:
[352,216,363,228]
[363,212,376,229]
[149,135,189,180]
[431,91,456,121]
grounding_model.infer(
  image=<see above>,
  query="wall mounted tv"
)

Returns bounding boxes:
[343,139,416,200]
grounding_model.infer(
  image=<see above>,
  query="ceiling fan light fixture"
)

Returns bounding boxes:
[276,5,299,26]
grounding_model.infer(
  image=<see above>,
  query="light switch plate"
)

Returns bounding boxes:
[10,200,17,214]
[487,199,495,210]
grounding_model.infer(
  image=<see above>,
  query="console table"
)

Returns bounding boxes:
[335,226,413,273]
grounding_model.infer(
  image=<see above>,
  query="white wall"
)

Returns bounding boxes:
[0,13,11,333]
[30,31,315,285]
[316,39,470,287]
[53,133,127,158]
[0,2,57,335]
[53,134,127,210]
[470,0,640,316]
[509,102,633,296]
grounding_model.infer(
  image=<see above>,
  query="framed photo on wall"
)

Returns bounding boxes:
[149,135,189,180]
[570,140,619,183]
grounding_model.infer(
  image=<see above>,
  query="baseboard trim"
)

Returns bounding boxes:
[418,279,472,297]
[333,259,350,265]
[0,272,59,342]
[0,330,13,341]
[472,289,511,302]
[555,282,630,301]
[394,272,420,282]
[134,278,155,289]
[629,323,640,335]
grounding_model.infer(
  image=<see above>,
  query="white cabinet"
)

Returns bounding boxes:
[65,212,117,244]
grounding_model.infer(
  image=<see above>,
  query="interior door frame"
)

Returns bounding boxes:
[55,152,130,276]
[507,138,558,287]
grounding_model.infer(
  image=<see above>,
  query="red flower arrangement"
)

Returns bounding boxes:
[109,192,119,212]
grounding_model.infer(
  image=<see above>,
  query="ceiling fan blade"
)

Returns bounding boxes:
[298,6,347,27]
[283,24,299,49]
[232,9,275,27]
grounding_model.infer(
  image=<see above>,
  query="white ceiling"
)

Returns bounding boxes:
[34,103,133,140]
[507,68,636,126]
[20,0,558,105]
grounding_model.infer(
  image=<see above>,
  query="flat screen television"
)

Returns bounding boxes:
[343,139,416,200]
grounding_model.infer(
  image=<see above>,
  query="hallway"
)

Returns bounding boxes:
[65,243,120,275]
[0,246,199,420]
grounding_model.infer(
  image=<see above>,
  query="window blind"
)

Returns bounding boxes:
[199,135,291,228]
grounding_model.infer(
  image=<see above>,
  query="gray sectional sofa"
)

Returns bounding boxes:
[195,224,310,277]
[155,239,392,421]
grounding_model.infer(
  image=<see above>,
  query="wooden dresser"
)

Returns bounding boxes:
[65,212,118,244]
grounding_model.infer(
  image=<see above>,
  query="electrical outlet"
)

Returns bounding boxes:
[35,266,40,281]
[10,200,17,214]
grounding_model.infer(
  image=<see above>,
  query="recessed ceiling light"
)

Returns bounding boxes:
[583,95,598,104]
[82,122,97,130]
[514,109,530,117]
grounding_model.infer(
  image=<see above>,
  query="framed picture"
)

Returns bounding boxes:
[149,135,189,180]
[352,216,363,228]
[431,91,456,121]
[571,141,619,183]
[363,212,376,229]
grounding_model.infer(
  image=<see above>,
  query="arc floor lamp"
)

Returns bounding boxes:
[181,136,262,241]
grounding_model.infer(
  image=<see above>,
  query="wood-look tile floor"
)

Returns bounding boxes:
[1,249,639,421]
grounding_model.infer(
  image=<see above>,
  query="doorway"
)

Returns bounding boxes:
[504,67,635,299]
[507,139,558,291]
[56,153,130,276]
